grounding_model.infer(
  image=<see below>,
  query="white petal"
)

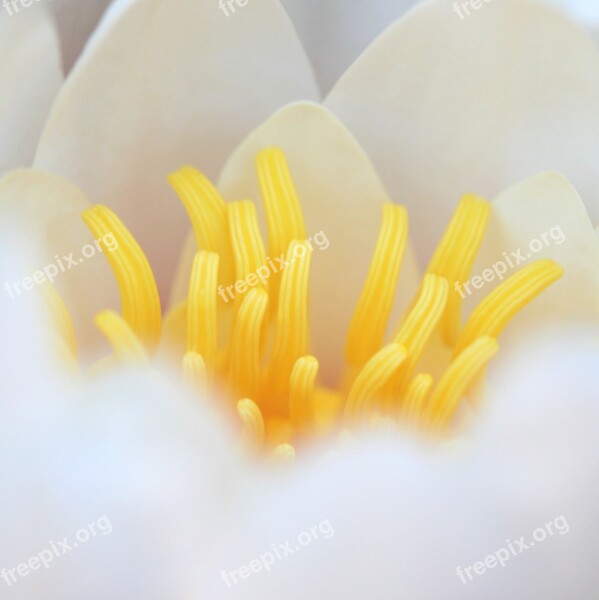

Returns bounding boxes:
[218,101,419,381]
[325,0,599,262]
[280,0,419,93]
[0,6,62,174]
[49,0,112,72]
[0,367,243,598]
[542,0,599,27]
[465,173,599,345]
[197,438,572,598]
[34,0,319,292]
[0,169,119,355]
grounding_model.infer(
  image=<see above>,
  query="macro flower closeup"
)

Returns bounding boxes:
[1,0,598,598]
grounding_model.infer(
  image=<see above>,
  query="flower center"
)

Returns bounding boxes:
[72,148,563,458]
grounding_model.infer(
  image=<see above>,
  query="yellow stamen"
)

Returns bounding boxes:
[168,166,235,287]
[183,351,207,397]
[389,274,449,397]
[83,205,161,351]
[402,373,434,426]
[256,147,307,261]
[228,288,268,399]
[271,443,296,462]
[289,355,319,431]
[266,241,311,407]
[187,251,219,376]
[424,336,498,432]
[228,201,268,292]
[346,204,408,366]
[426,195,490,345]
[237,398,265,452]
[94,309,148,362]
[453,259,564,356]
[345,343,407,422]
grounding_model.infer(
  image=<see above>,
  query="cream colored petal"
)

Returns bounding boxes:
[325,0,599,262]
[0,170,119,356]
[49,0,112,72]
[217,101,419,382]
[34,0,319,293]
[280,0,419,93]
[0,6,62,174]
[465,173,599,346]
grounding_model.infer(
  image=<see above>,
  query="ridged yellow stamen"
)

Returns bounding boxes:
[453,260,563,356]
[402,373,433,426]
[389,275,449,397]
[187,251,219,376]
[345,343,407,422]
[346,204,408,366]
[256,148,307,262]
[183,351,207,397]
[237,398,265,452]
[40,284,77,359]
[168,166,235,287]
[228,288,268,399]
[289,355,319,430]
[95,309,148,362]
[424,337,498,431]
[426,195,490,345]
[83,205,161,351]
[266,241,311,407]
[228,201,268,292]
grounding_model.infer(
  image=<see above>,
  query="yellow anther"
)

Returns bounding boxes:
[83,205,161,352]
[454,259,564,356]
[426,195,490,345]
[183,351,207,397]
[94,309,148,362]
[345,343,407,422]
[271,443,296,462]
[256,147,307,261]
[346,203,408,366]
[228,200,268,293]
[266,241,311,408]
[187,251,219,375]
[228,288,268,399]
[168,166,235,286]
[402,373,433,426]
[424,336,498,432]
[237,398,265,452]
[289,355,319,430]
[389,274,449,396]
[40,284,77,359]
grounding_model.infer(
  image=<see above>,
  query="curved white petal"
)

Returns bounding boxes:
[465,173,599,349]
[473,329,599,598]
[217,101,420,382]
[542,0,599,27]
[34,0,319,292]
[0,169,119,355]
[49,0,112,72]
[197,437,581,598]
[280,0,419,94]
[0,6,62,174]
[0,367,244,599]
[325,0,599,263]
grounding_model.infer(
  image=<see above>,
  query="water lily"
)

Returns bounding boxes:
[2,0,599,598]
